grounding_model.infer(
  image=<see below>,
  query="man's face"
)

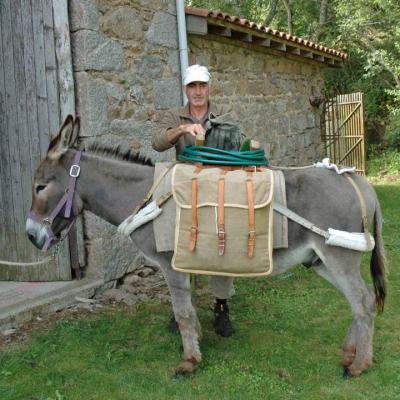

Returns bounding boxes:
[184,81,210,108]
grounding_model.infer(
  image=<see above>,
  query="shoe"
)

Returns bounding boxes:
[168,314,179,334]
[213,301,234,337]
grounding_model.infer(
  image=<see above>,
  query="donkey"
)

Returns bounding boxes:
[26,116,386,377]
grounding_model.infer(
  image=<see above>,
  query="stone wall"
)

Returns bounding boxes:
[69,0,182,279]
[188,36,326,166]
[70,0,181,161]
[69,1,327,278]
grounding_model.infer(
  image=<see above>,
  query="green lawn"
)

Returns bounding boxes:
[1,180,399,400]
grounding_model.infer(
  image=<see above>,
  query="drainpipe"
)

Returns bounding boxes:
[176,0,189,105]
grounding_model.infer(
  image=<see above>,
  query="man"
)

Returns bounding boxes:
[152,64,235,337]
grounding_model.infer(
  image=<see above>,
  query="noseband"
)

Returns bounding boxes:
[28,150,82,251]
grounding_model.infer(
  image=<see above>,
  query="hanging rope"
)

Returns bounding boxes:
[0,256,54,266]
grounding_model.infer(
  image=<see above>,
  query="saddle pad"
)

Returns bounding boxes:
[171,164,274,277]
[153,163,288,252]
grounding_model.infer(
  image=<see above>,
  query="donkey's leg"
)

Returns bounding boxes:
[313,248,376,376]
[313,262,357,367]
[161,264,202,376]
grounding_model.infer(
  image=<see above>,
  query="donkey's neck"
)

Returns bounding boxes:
[73,151,154,226]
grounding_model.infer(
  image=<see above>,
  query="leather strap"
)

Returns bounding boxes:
[246,171,256,258]
[189,168,201,252]
[273,202,328,238]
[190,164,265,173]
[132,162,176,217]
[217,170,227,256]
[345,173,373,249]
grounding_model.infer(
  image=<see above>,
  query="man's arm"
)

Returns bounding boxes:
[152,111,205,152]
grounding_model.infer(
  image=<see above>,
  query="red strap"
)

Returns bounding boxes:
[189,177,198,252]
[189,167,202,252]
[217,170,227,256]
[246,172,255,258]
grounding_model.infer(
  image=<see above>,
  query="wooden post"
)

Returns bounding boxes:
[53,0,84,278]
[53,0,75,119]
[360,92,366,175]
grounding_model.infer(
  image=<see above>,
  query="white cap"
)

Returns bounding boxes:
[183,64,211,86]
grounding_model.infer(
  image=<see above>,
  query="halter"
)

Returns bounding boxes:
[28,150,82,251]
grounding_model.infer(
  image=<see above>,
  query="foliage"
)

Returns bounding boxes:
[0,182,399,399]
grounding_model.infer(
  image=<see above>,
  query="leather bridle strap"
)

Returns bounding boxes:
[65,150,82,218]
[28,150,82,251]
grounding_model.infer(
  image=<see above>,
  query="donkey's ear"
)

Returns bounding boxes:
[71,116,80,146]
[48,115,75,159]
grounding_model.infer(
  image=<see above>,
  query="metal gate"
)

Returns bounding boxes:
[0,0,78,280]
[322,92,366,175]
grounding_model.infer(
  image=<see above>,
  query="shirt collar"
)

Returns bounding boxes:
[178,102,219,119]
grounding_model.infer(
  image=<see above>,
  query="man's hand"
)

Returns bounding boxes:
[181,123,205,137]
[166,123,205,144]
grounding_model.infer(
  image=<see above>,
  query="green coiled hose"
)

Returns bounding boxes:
[178,145,269,166]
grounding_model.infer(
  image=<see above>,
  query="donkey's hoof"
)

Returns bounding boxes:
[343,360,372,378]
[341,348,356,367]
[341,355,355,367]
[174,361,196,378]
[343,366,363,379]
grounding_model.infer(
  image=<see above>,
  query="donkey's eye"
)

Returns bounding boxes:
[35,185,47,195]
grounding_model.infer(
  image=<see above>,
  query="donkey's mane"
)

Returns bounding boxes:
[86,143,154,166]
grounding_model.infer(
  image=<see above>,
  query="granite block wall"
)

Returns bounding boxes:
[188,36,326,166]
[69,0,181,278]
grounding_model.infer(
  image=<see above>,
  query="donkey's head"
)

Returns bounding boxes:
[26,115,83,250]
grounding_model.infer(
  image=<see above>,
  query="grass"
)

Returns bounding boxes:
[367,150,400,178]
[1,180,399,399]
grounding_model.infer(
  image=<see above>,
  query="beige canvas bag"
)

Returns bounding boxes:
[171,164,274,277]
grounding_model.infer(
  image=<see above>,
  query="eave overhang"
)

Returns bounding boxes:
[185,7,347,68]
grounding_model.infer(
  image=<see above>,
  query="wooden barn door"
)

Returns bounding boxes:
[0,0,76,280]
[322,92,366,175]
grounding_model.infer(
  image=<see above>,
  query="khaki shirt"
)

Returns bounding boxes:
[152,102,232,156]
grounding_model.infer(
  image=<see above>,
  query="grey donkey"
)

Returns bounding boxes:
[26,116,386,378]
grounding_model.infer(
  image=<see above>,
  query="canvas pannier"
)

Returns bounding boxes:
[171,164,274,277]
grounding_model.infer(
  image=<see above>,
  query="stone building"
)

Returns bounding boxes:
[68,0,346,279]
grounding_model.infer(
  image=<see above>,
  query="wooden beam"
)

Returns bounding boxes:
[186,14,208,35]
[53,0,83,276]
[300,49,313,58]
[209,24,232,37]
[231,30,252,42]
[287,45,300,55]
[52,0,75,119]
[314,54,324,62]
[270,40,286,51]
[252,36,271,47]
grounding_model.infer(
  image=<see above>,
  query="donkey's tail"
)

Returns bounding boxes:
[370,195,387,313]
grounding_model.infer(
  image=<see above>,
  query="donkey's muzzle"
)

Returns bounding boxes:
[25,218,47,250]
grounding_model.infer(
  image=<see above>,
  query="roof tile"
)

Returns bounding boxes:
[185,6,347,60]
